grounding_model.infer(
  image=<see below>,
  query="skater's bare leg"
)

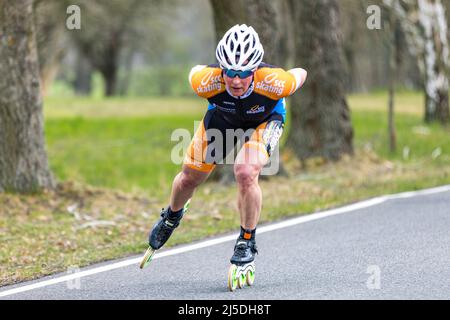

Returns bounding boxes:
[234,146,268,230]
[169,165,211,212]
[147,165,210,252]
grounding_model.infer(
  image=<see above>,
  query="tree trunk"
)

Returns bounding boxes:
[73,53,93,95]
[286,0,354,162]
[102,67,117,97]
[209,0,247,40]
[446,0,450,44]
[100,33,120,97]
[34,0,66,97]
[388,11,398,153]
[117,50,134,96]
[0,0,55,193]
[274,0,295,67]
[210,0,287,67]
[68,0,142,97]
[341,2,364,93]
[243,0,283,66]
[384,0,450,125]
[418,0,450,124]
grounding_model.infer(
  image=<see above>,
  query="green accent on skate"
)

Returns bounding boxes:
[139,247,156,269]
[228,265,238,291]
[246,270,255,286]
[232,273,238,289]
[238,272,246,289]
[145,252,154,264]
[183,199,191,212]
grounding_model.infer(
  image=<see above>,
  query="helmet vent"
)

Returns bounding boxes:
[215,24,264,72]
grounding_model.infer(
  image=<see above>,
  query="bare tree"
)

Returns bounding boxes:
[210,0,289,67]
[387,10,400,153]
[63,0,163,96]
[34,0,67,96]
[340,1,367,92]
[286,0,354,162]
[384,0,450,124]
[274,0,295,67]
[0,0,55,193]
[70,0,139,96]
[210,0,246,38]
[72,52,93,95]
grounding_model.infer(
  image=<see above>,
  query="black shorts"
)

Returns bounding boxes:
[184,109,285,173]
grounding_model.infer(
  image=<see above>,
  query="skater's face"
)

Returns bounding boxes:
[223,72,254,97]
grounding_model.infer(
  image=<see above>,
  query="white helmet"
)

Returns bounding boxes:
[216,24,264,72]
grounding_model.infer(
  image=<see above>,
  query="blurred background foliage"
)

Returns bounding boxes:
[35,0,437,99]
[36,0,216,98]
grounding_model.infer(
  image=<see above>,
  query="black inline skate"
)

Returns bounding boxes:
[139,199,191,269]
[227,231,258,291]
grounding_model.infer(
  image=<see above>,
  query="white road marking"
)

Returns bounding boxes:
[1,184,449,298]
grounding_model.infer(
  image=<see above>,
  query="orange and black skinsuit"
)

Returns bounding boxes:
[185,63,304,173]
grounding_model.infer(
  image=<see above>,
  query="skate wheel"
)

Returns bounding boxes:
[227,265,238,292]
[237,269,246,289]
[139,247,156,269]
[246,269,255,286]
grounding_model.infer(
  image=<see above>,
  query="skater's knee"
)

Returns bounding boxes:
[234,164,260,187]
[179,166,207,190]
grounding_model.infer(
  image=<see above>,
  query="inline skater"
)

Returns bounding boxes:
[141,24,307,291]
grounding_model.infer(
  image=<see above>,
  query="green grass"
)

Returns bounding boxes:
[353,111,450,162]
[44,96,207,195]
[46,115,200,195]
[44,92,450,194]
[349,91,450,167]
[44,96,204,118]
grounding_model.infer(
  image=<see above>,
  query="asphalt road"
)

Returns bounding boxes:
[1,187,449,300]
